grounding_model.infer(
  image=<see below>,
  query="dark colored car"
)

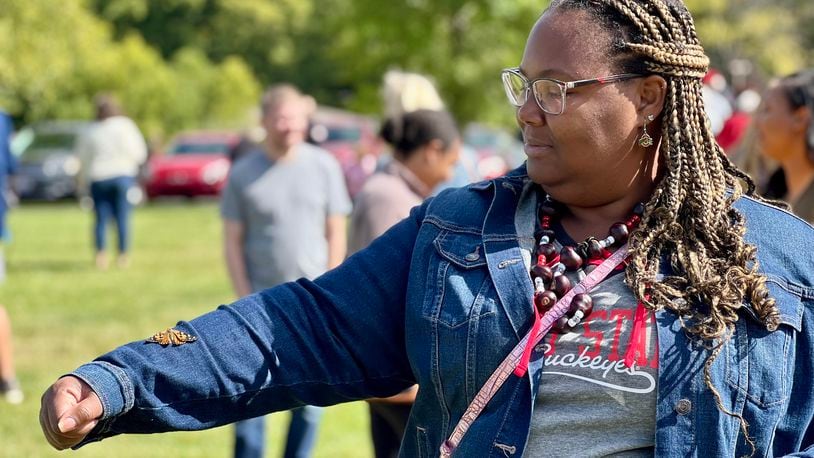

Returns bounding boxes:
[144,131,239,199]
[10,121,90,200]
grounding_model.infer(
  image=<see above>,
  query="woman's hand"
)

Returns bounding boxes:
[39,375,103,450]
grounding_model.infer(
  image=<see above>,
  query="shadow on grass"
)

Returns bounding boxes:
[8,259,91,273]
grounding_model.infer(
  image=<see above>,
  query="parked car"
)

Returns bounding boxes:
[463,123,525,179]
[144,131,239,199]
[10,121,91,200]
[308,107,384,198]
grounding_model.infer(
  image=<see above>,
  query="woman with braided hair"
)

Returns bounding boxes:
[40,0,813,456]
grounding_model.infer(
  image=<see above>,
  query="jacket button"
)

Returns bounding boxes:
[465,252,480,262]
[675,399,692,415]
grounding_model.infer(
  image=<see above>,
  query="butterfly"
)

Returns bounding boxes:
[146,328,198,347]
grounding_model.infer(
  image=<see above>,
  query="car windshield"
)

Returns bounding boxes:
[326,127,361,142]
[169,142,230,155]
[18,132,78,161]
[465,131,499,149]
[309,124,363,144]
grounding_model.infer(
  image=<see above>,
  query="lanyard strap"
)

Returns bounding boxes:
[439,244,630,457]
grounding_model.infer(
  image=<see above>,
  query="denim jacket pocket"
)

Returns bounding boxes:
[426,230,498,329]
[725,278,801,408]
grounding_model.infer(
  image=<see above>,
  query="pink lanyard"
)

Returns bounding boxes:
[439,244,630,457]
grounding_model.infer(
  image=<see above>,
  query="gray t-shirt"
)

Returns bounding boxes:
[220,143,351,291]
[516,183,657,457]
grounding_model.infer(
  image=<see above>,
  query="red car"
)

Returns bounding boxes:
[144,131,239,199]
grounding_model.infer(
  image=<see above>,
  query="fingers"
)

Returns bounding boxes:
[40,382,73,449]
[59,394,103,433]
[39,405,64,450]
[39,376,103,450]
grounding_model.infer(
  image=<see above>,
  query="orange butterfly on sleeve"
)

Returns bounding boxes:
[146,328,198,346]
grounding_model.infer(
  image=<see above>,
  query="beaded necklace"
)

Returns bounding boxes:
[440,199,651,457]
[531,197,645,331]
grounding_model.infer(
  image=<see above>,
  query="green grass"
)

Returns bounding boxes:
[0,200,373,458]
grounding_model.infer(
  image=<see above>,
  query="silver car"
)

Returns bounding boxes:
[11,121,90,200]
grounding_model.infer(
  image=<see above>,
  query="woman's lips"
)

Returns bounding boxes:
[524,143,554,157]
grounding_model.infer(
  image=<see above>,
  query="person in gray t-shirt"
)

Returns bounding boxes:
[220,85,351,458]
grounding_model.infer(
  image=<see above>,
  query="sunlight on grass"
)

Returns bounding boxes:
[1,201,373,458]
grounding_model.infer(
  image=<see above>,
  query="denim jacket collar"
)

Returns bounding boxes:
[482,173,535,341]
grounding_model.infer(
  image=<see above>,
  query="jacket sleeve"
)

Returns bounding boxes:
[71,200,430,447]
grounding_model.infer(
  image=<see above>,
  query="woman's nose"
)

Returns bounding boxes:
[516,91,547,127]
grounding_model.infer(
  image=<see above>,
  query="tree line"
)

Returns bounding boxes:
[1,0,812,140]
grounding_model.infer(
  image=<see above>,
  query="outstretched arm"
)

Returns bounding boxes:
[40,201,429,449]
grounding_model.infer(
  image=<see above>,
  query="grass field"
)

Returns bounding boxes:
[0,201,373,458]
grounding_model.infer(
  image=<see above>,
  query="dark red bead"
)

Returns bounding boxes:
[587,239,603,259]
[555,315,571,331]
[560,246,583,270]
[552,274,571,296]
[531,264,553,282]
[534,290,558,313]
[570,293,594,314]
[609,223,629,244]
[536,243,557,259]
[540,204,557,216]
[564,293,594,327]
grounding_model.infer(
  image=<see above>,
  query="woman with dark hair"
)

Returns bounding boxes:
[755,70,814,221]
[350,109,460,458]
[41,1,813,456]
[349,110,460,254]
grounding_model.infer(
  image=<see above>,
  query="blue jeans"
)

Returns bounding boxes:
[234,406,323,458]
[90,176,134,253]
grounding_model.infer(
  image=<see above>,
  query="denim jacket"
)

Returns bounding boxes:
[74,166,814,457]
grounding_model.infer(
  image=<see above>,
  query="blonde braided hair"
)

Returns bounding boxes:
[550,0,780,454]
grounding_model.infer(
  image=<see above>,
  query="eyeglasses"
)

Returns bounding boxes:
[501,68,643,115]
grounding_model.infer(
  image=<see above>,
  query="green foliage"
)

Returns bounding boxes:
[93,0,310,89]
[0,0,260,140]
[2,0,814,135]
[325,0,546,124]
[85,0,545,124]
[687,0,813,77]
[1,202,373,457]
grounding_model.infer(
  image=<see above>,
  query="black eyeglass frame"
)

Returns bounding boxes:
[501,67,644,115]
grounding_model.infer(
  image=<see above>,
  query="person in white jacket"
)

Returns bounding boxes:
[76,94,147,269]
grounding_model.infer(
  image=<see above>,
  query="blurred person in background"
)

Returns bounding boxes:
[355,71,465,457]
[0,109,18,281]
[754,70,814,222]
[228,126,265,165]
[220,84,351,458]
[381,70,445,121]
[349,109,460,458]
[76,94,147,269]
[380,70,480,193]
[351,110,461,249]
[0,305,22,404]
[0,109,22,404]
[717,88,761,155]
[702,69,733,138]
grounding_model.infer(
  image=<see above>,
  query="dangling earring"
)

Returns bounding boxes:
[639,114,655,148]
